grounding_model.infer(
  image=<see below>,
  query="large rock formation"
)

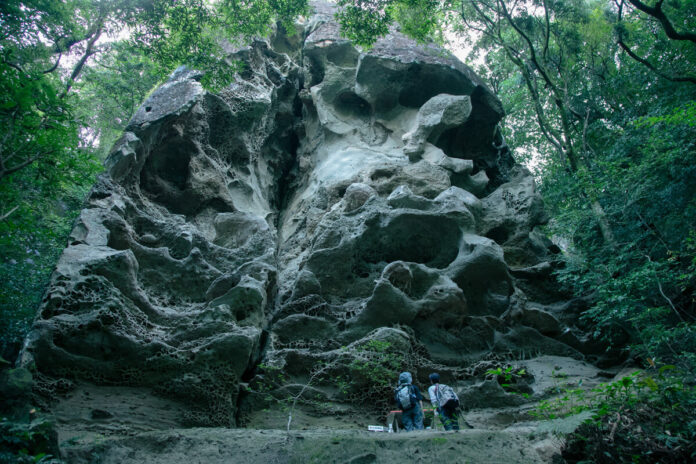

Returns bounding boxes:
[20,1,601,434]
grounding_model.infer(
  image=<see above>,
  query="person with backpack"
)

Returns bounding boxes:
[427,373,460,431]
[394,371,424,431]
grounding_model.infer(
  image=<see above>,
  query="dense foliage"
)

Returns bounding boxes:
[562,369,696,463]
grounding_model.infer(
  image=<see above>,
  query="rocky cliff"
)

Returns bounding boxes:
[20,1,605,443]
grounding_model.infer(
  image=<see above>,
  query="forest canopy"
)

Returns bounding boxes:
[1,0,695,460]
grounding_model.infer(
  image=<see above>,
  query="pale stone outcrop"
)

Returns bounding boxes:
[21,1,602,434]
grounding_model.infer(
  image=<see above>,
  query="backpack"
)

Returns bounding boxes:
[395,384,418,411]
[436,384,459,410]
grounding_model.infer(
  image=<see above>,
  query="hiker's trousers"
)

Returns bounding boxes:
[402,404,424,431]
[438,406,459,431]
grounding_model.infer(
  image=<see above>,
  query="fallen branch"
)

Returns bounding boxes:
[657,280,685,322]
[608,412,621,442]
[0,205,19,222]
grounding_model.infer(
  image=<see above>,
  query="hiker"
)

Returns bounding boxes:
[427,373,460,431]
[394,371,424,431]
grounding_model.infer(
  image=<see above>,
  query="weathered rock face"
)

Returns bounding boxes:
[21,2,598,429]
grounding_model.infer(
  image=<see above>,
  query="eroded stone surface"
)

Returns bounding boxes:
[22,1,604,435]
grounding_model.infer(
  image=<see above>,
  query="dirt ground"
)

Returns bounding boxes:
[52,355,627,463]
[61,426,571,464]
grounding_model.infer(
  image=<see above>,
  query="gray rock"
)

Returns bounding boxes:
[343,183,376,212]
[519,307,563,336]
[459,379,527,409]
[480,166,549,255]
[127,72,204,129]
[91,409,113,420]
[105,132,142,182]
[381,261,413,293]
[291,269,322,300]
[403,94,472,159]
[22,1,597,431]
[274,314,335,344]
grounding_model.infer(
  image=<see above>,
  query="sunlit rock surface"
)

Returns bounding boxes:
[22,2,604,439]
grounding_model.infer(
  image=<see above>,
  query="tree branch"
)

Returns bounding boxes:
[285,355,344,440]
[43,53,62,74]
[62,25,103,96]
[497,0,580,171]
[51,17,106,55]
[581,107,591,154]
[0,151,48,182]
[0,205,19,222]
[475,0,567,161]
[467,0,498,32]
[644,254,696,322]
[608,411,621,442]
[656,280,686,322]
[3,60,27,75]
[626,0,696,44]
[541,0,551,60]
[617,37,696,84]
[499,0,555,91]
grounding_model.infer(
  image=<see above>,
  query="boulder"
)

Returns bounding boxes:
[403,94,472,160]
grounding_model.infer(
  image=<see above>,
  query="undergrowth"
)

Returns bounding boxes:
[0,415,60,464]
[532,364,696,463]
